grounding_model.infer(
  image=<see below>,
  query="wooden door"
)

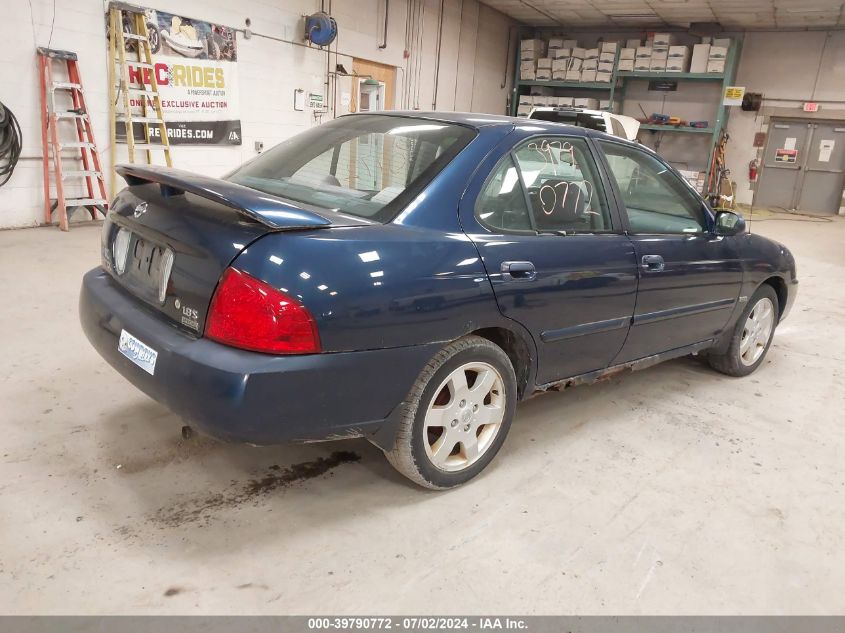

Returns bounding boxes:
[351,58,396,112]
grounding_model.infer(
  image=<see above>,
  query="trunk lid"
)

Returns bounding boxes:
[103,165,371,336]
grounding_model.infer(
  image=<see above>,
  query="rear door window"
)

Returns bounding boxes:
[512,137,612,233]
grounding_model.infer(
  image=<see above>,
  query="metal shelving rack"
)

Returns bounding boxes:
[509,34,743,195]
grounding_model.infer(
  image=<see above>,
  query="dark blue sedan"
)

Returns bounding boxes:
[80,112,797,489]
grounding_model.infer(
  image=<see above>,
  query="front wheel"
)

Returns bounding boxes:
[384,336,517,489]
[708,285,778,377]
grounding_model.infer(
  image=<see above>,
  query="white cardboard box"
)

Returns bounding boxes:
[521,39,545,53]
[666,57,689,72]
[650,59,667,71]
[582,58,597,71]
[620,47,636,60]
[557,96,574,106]
[690,44,711,73]
[712,38,732,49]
[601,41,618,53]
[535,69,552,80]
[598,61,614,72]
[707,59,726,73]
[517,105,531,117]
[520,61,536,74]
[536,57,553,69]
[636,46,653,59]
[568,57,583,71]
[709,45,728,59]
[573,98,599,109]
[570,47,586,59]
[618,59,634,72]
[653,33,673,46]
[584,48,600,59]
[596,71,612,82]
[565,69,582,81]
[552,58,569,72]
[599,99,610,110]
[521,69,536,80]
[668,45,689,58]
[518,94,533,105]
[634,59,652,71]
[552,47,572,59]
[548,37,565,49]
[599,51,616,63]
[552,70,567,80]
[651,50,669,61]
[581,69,597,82]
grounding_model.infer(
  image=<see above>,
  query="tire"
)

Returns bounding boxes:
[384,335,517,489]
[708,285,779,377]
[147,24,161,54]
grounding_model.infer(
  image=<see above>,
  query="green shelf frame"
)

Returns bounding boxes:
[509,33,743,196]
[639,124,714,134]
[616,71,725,81]
[518,79,614,91]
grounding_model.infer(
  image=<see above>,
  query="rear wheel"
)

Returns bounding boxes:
[384,336,517,489]
[708,285,778,377]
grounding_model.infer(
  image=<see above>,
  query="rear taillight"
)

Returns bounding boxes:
[113,228,131,275]
[205,268,321,354]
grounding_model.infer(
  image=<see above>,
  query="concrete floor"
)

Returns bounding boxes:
[1,215,843,615]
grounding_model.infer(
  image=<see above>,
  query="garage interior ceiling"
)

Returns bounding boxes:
[478,0,845,28]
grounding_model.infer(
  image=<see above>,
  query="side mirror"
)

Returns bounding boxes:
[714,210,746,236]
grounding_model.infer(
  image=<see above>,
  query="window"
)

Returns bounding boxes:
[227,115,476,223]
[513,137,612,233]
[599,141,707,234]
[475,156,533,232]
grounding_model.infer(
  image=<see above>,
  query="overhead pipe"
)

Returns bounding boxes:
[501,25,514,89]
[432,0,445,109]
[379,0,389,49]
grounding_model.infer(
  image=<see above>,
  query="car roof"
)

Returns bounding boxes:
[339,110,639,145]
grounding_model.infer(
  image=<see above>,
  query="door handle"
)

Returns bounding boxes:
[641,254,665,272]
[501,260,536,281]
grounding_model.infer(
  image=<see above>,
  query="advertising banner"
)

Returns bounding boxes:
[116,7,241,145]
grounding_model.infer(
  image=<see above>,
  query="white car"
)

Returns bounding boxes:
[526,107,640,141]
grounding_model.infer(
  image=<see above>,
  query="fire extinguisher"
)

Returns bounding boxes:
[749,158,759,182]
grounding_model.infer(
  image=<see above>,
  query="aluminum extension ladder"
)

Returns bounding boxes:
[37,47,108,231]
[108,2,172,197]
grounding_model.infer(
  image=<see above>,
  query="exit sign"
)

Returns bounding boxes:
[803,102,820,112]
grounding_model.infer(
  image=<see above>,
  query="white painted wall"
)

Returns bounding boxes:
[0,0,518,229]
[725,30,845,206]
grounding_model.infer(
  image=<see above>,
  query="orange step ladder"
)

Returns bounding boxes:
[37,47,108,231]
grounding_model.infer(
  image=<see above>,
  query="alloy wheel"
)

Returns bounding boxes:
[423,362,506,472]
[740,297,775,366]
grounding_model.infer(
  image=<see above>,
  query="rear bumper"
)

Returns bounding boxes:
[79,268,439,445]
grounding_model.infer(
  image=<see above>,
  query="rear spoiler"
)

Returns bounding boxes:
[116,164,333,230]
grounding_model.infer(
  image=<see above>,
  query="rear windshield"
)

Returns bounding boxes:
[227,115,476,222]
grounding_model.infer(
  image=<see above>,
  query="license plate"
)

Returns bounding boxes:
[118,329,158,375]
